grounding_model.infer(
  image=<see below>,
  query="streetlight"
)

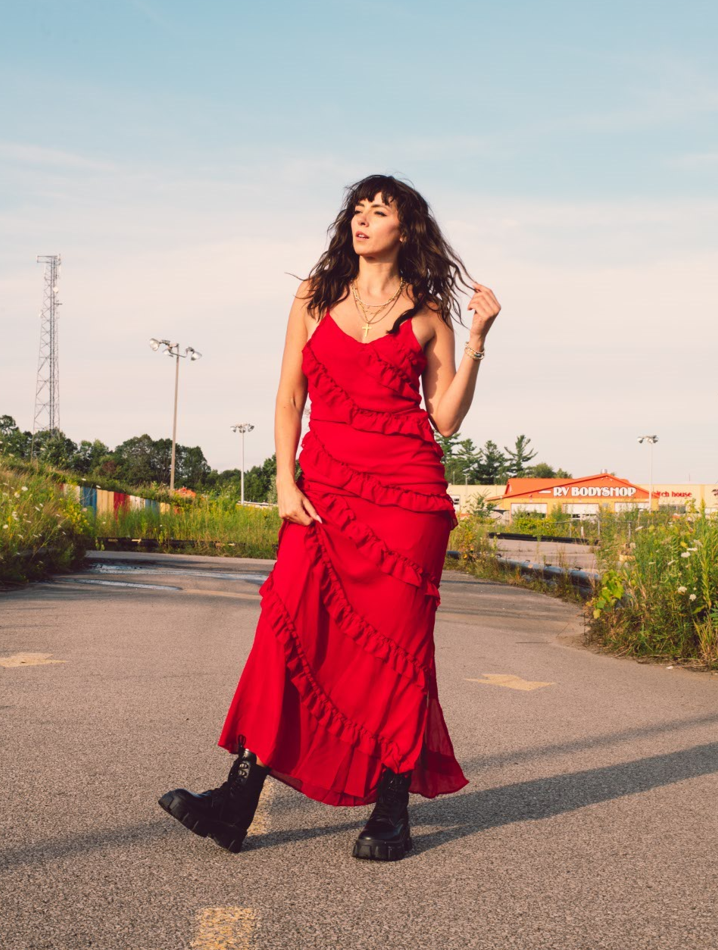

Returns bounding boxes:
[637,434,658,512]
[149,338,202,493]
[231,423,254,504]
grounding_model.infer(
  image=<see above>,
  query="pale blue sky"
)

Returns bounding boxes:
[1,0,716,482]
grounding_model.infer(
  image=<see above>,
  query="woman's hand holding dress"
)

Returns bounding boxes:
[276,479,323,526]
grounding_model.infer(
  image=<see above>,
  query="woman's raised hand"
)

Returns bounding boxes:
[467,281,501,343]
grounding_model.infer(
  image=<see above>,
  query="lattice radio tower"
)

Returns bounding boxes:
[31,255,62,458]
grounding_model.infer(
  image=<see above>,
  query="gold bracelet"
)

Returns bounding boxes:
[464,341,486,361]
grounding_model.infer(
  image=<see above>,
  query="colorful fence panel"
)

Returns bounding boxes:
[60,484,170,518]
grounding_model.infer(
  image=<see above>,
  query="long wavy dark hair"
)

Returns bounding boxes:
[294,174,476,336]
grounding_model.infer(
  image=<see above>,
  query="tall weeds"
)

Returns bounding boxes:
[0,461,93,585]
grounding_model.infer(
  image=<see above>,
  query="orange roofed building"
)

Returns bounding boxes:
[482,473,660,519]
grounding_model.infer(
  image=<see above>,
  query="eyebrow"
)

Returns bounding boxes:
[354,201,390,208]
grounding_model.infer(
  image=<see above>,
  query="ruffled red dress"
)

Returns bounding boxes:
[217,310,469,806]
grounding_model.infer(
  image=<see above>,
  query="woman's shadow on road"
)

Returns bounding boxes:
[256,729,718,856]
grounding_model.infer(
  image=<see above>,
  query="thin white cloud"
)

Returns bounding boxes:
[0,142,116,172]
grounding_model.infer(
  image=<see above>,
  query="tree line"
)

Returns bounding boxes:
[1,415,571,503]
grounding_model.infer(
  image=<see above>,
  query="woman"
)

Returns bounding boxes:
[159,174,500,861]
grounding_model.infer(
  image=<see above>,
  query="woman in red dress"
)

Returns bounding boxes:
[159,174,501,861]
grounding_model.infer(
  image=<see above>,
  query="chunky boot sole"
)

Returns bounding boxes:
[158,790,249,854]
[352,832,413,862]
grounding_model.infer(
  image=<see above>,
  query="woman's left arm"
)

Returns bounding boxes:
[423,282,501,438]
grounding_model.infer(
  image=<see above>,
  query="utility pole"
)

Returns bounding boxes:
[638,435,659,511]
[231,423,255,504]
[32,255,62,458]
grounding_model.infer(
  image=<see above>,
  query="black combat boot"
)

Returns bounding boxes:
[158,737,269,853]
[352,766,413,861]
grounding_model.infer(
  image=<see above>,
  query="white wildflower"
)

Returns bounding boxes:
[689,593,697,601]
[680,551,691,558]
[677,586,687,593]
[21,486,28,491]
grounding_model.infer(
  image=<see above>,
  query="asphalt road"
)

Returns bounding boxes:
[1,551,716,950]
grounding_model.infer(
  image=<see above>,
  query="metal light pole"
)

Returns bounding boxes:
[231,423,254,504]
[149,339,202,492]
[637,435,658,512]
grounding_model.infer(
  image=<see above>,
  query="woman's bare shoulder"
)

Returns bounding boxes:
[410,296,454,350]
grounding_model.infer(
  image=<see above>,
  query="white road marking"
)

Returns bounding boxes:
[57,578,182,590]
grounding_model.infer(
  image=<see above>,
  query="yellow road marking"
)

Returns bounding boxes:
[466,673,554,691]
[190,907,257,950]
[250,778,274,835]
[0,652,67,668]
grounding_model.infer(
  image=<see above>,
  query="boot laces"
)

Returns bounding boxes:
[213,735,252,805]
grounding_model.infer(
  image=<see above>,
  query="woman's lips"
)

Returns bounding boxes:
[356,232,369,239]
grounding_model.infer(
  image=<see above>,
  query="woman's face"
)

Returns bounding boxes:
[351,191,403,259]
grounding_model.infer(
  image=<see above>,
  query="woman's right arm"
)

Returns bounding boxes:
[274,279,323,526]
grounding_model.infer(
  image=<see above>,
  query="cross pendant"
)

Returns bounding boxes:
[361,323,372,340]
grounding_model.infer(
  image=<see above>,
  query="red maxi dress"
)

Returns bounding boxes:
[218,310,469,806]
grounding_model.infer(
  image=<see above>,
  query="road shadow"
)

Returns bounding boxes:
[460,711,718,773]
[252,740,718,855]
[3,740,716,867]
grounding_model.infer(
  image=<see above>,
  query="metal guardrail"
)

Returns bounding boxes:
[487,531,596,546]
[446,549,601,595]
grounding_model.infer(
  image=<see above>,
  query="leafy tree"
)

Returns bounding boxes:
[113,434,172,485]
[96,454,121,479]
[210,454,281,503]
[0,416,32,459]
[34,430,78,468]
[527,462,573,479]
[74,439,111,475]
[180,445,212,487]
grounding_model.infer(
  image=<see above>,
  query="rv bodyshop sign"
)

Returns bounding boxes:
[552,485,638,498]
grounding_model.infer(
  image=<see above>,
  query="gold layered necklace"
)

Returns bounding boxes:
[351,277,406,341]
